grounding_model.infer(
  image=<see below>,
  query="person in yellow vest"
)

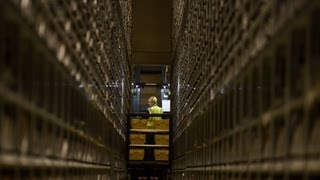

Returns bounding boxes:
[146,96,162,129]
[144,96,162,161]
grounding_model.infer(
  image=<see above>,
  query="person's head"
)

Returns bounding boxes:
[148,96,157,106]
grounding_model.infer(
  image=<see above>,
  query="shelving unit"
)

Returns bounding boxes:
[127,113,172,165]
[171,0,320,179]
[0,0,131,179]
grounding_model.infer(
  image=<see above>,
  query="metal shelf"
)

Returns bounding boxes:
[184,159,320,174]
[130,129,169,133]
[0,153,111,170]
[128,161,170,166]
[129,144,169,148]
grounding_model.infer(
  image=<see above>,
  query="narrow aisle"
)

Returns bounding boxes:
[0,0,320,180]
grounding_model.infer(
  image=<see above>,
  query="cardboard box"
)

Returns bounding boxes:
[154,149,169,161]
[154,120,169,130]
[155,135,169,145]
[129,149,144,160]
[130,134,146,144]
[131,119,147,129]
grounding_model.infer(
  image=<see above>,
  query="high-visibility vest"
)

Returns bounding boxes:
[147,105,162,128]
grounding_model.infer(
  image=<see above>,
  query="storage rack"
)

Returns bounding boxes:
[171,0,320,179]
[0,0,131,179]
[127,113,172,164]
[127,113,172,178]
[118,0,132,56]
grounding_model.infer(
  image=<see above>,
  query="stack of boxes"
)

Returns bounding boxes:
[129,118,170,161]
[129,119,147,160]
[154,120,169,161]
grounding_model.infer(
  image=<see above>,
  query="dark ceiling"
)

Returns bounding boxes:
[132,0,172,65]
